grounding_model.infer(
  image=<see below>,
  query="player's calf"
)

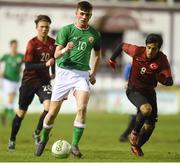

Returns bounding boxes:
[130,130,138,146]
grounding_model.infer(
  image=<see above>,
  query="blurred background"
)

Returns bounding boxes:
[0,0,180,114]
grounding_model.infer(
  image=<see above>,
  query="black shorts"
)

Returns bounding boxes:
[126,87,158,124]
[18,83,52,110]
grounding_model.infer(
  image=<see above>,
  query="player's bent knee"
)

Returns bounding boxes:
[16,109,26,118]
[140,104,152,117]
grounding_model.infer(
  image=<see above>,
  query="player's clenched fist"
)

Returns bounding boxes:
[46,58,55,67]
[61,42,74,54]
[89,74,96,85]
[66,42,74,50]
[108,59,117,71]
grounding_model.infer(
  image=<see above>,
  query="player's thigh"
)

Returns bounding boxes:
[16,108,27,118]
[36,84,52,104]
[74,90,90,109]
[18,84,36,110]
[126,88,148,109]
[51,68,73,101]
[145,91,158,123]
[73,73,90,109]
[73,71,90,93]
[7,92,16,103]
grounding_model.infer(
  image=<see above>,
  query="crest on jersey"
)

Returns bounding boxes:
[88,36,94,44]
[49,46,54,51]
[16,57,22,63]
[150,63,158,70]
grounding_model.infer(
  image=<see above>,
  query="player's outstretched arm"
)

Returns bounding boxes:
[25,58,54,70]
[108,43,123,71]
[25,62,46,70]
[110,43,123,61]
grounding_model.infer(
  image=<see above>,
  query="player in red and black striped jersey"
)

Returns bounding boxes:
[8,15,56,150]
[109,33,173,157]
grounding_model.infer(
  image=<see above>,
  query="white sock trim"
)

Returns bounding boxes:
[74,121,86,128]
[43,121,53,129]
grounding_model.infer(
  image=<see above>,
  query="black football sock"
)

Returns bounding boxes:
[137,125,155,148]
[121,115,136,137]
[35,110,48,135]
[133,112,146,133]
[10,114,23,141]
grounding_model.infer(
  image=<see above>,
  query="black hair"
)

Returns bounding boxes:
[34,15,51,26]
[145,33,163,49]
[77,1,93,12]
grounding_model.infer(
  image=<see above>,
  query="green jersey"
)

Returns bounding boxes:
[0,53,24,81]
[56,24,101,71]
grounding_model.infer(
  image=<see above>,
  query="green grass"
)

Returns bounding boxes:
[0,112,180,162]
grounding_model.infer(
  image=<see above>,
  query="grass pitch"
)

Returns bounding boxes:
[0,112,180,162]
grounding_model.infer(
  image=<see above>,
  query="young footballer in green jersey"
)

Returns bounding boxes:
[35,1,101,157]
[0,40,24,125]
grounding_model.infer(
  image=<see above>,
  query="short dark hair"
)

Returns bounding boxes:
[145,33,163,49]
[10,39,17,45]
[34,15,51,26]
[77,1,93,12]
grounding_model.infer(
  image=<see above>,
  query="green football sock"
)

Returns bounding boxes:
[7,109,15,120]
[41,128,51,143]
[72,127,84,146]
[4,108,9,115]
[0,108,8,125]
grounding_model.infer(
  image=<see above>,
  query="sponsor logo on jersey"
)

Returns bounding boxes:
[73,36,78,40]
[135,57,144,62]
[16,57,22,63]
[150,63,158,70]
[37,47,42,50]
[88,36,94,44]
[49,45,54,51]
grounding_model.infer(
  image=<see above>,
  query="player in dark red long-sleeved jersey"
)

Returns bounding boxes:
[8,15,56,150]
[108,33,173,157]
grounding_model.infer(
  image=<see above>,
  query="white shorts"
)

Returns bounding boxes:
[51,68,90,101]
[3,78,20,94]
